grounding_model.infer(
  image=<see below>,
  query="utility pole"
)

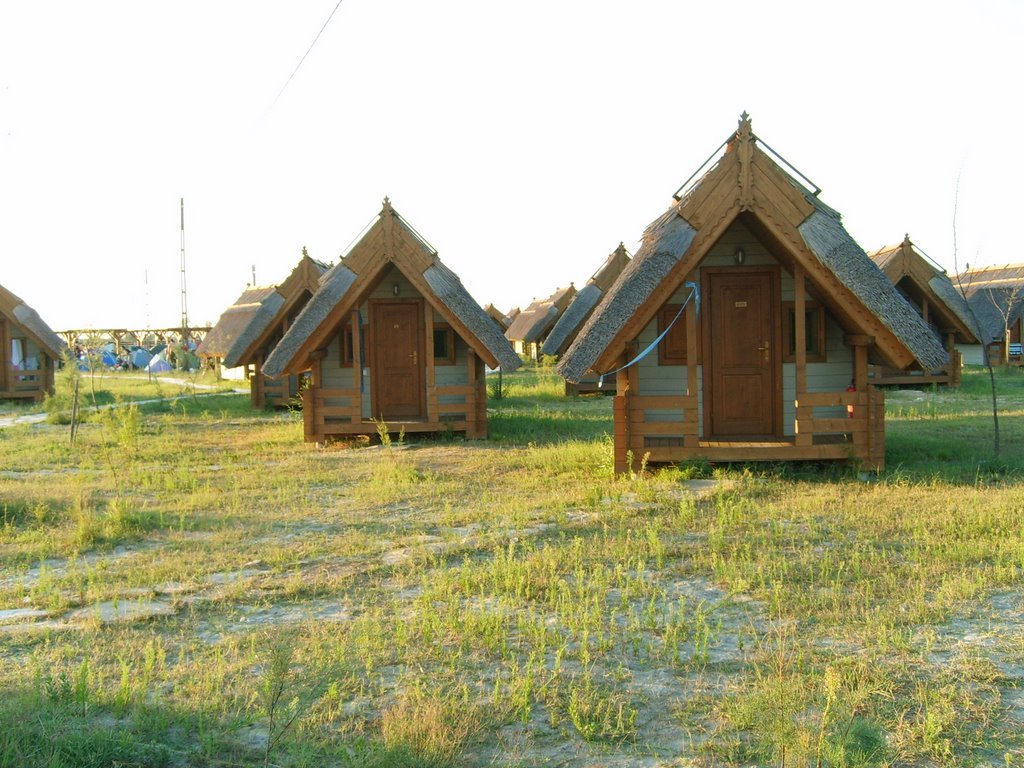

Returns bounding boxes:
[180,197,189,336]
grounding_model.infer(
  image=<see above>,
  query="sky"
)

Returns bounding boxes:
[1,1,1021,333]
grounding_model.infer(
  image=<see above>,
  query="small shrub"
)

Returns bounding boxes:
[378,692,476,766]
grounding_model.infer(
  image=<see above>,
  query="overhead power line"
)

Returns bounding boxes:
[271,0,346,108]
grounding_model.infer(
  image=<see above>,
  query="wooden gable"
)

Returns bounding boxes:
[869,236,977,343]
[588,116,925,376]
[268,200,516,375]
[229,253,327,365]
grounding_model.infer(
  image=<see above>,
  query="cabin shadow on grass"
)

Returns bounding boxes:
[882,366,1024,484]
[486,364,613,446]
[488,364,1024,484]
[0,685,453,768]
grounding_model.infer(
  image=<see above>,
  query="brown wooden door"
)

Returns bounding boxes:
[705,269,780,437]
[371,300,424,419]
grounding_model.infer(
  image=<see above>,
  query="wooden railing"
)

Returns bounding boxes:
[302,383,482,442]
[3,369,48,400]
[615,387,885,472]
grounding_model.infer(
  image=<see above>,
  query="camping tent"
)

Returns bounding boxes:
[146,353,172,373]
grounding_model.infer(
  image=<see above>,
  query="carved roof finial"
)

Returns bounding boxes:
[737,111,753,140]
[382,196,392,213]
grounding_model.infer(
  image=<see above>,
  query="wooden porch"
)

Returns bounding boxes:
[613,387,884,471]
[0,369,53,401]
[1,361,55,402]
[871,331,963,387]
[870,357,962,387]
[611,268,886,473]
[300,311,489,443]
[242,355,300,409]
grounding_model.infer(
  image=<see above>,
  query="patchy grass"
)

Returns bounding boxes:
[0,366,1022,766]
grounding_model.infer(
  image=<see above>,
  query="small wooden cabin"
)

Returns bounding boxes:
[542,243,631,394]
[955,264,1024,366]
[559,115,948,473]
[199,284,278,369]
[484,303,512,332]
[867,235,978,385]
[200,252,330,408]
[505,285,577,361]
[0,283,67,401]
[262,200,521,442]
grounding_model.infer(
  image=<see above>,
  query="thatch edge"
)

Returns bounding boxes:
[222,292,286,369]
[262,265,357,379]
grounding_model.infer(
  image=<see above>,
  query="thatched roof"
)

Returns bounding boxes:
[263,200,520,379]
[0,282,68,360]
[867,236,978,343]
[957,263,1024,295]
[798,210,948,367]
[542,243,632,357]
[967,286,1024,344]
[954,263,1024,344]
[198,285,279,358]
[558,213,695,382]
[220,253,329,368]
[423,262,520,369]
[559,115,949,383]
[483,303,509,331]
[505,284,577,344]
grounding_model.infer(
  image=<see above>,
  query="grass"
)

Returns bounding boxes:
[0,365,1022,766]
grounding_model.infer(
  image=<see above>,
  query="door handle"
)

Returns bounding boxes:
[757,341,769,362]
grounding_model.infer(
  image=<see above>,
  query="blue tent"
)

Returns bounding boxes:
[129,348,152,369]
[146,353,172,373]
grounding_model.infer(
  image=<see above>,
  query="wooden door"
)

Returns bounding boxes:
[704,268,780,437]
[370,300,424,419]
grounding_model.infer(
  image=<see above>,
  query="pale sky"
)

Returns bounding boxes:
[1,1,1020,333]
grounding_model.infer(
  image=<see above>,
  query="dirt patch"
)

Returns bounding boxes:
[0,607,51,623]
[65,597,177,624]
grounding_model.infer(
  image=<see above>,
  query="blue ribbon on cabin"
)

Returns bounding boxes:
[597,281,700,388]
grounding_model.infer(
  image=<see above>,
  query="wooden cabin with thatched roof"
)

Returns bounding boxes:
[484,303,512,332]
[199,250,330,407]
[0,282,67,400]
[505,285,577,361]
[262,200,521,442]
[559,114,948,473]
[867,235,978,386]
[955,263,1024,366]
[199,285,279,367]
[542,243,631,394]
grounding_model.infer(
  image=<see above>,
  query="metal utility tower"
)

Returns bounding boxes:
[179,197,189,333]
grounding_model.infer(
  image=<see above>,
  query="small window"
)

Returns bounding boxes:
[433,325,456,365]
[657,304,699,365]
[339,324,355,367]
[782,302,826,363]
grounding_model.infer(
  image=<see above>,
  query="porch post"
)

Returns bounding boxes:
[252,353,263,408]
[945,331,959,385]
[845,335,873,466]
[794,269,810,446]
[424,303,436,424]
[684,295,699,448]
[466,347,479,438]
[351,309,363,423]
[0,319,9,394]
[614,352,630,475]
[308,349,327,444]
